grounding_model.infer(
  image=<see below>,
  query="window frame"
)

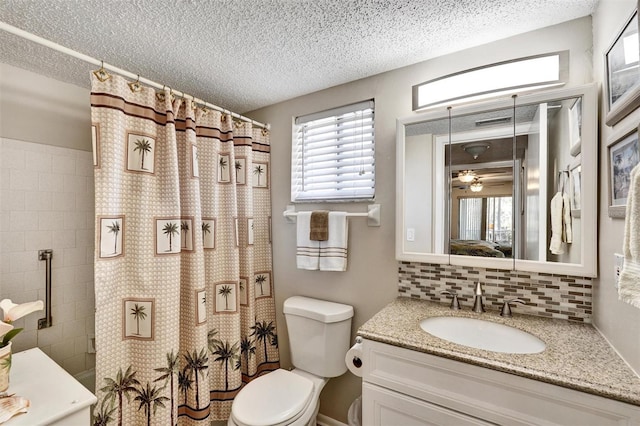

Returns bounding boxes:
[291,100,375,203]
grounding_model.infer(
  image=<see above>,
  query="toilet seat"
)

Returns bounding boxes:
[231,369,314,426]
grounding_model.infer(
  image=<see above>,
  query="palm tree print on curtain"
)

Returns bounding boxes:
[123,299,154,340]
[107,221,120,255]
[99,217,123,258]
[126,133,155,173]
[252,162,268,187]
[99,365,140,426]
[134,382,169,426]
[159,220,180,253]
[130,303,147,336]
[92,73,279,424]
[154,351,179,426]
[234,158,245,185]
[215,283,236,312]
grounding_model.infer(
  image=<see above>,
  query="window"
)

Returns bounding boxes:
[458,196,512,243]
[292,100,375,202]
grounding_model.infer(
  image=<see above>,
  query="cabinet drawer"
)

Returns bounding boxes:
[363,382,494,426]
[363,340,640,425]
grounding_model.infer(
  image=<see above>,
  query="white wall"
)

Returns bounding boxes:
[247,16,595,422]
[592,0,640,374]
[0,63,94,376]
[0,62,90,151]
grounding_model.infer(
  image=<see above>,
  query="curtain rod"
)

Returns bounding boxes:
[0,21,270,130]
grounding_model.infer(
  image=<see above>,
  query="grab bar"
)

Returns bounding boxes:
[37,249,53,329]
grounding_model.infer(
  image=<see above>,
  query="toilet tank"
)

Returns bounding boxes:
[283,296,354,378]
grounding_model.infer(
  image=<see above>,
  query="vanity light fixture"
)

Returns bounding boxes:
[470,178,483,192]
[458,170,476,183]
[412,51,567,110]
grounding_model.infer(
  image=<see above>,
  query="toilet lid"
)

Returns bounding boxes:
[232,369,314,426]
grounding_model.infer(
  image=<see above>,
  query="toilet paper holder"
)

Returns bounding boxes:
[352,357,362,368]
[351,336,363,367]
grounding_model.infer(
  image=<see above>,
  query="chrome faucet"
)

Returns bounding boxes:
[440,290,461,310]
[500,298,526,317]
[472,282,485,313]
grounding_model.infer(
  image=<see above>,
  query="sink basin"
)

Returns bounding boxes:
[419,316,545,354]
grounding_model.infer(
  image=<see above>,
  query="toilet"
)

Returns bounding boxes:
[228,296,354,426]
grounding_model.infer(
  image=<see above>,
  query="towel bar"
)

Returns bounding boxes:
[283,204,381,227]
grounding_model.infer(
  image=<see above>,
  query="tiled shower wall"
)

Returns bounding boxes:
[399,262,592,322]
[0,137,95,375]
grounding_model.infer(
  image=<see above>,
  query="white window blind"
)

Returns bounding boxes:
[292,100,375,202]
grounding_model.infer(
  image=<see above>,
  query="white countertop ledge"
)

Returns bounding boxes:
[4,347,97,425]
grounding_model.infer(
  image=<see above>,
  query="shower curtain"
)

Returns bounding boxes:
[90,73,279,425]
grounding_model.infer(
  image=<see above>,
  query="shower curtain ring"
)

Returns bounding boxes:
[93,60,111,82]
[128,74,142,92]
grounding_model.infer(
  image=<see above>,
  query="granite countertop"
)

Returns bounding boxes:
[357,297,640,407]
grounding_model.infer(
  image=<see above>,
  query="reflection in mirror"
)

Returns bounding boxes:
[448,106,515,263]
[398,84,597,277]
[404,115,451,255]
[403,87,596,274]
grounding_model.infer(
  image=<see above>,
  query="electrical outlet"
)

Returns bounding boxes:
[614,254,624,289]
[406,228,415,242]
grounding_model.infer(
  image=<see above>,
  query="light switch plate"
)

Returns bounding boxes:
[406,228,415,242]
[614,253,624,289]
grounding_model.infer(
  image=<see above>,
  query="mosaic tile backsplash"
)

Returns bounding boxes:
[398,262,592,322]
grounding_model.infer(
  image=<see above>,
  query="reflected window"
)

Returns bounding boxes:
[459,198,482,240]
[486,196,512,244]
[458,196,512,244]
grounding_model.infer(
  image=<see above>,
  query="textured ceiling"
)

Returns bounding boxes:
[0,0,598,113]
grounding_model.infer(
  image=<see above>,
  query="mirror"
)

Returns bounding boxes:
[396,84,597,277]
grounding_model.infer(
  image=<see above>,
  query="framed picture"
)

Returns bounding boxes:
[605,6,640,127]
[608,124,640,217]
[569,158,582,218]
[568,97,582,156]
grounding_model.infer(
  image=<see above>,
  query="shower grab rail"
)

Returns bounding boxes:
[37,249,53,329]
[283,204,381,227]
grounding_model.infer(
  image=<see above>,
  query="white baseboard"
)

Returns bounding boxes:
[316,413,348,426]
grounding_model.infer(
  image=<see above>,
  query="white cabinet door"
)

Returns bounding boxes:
[362,340,640,426]
[363,382,495,426]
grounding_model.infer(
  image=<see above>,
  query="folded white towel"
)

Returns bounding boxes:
[619,165,640,309]
[319,212,348,271]
[296,212,320,270]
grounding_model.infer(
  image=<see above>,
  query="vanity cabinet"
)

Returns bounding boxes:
[361,339,640,426]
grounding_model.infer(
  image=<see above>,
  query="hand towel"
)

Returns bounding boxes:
[549,191,573,254]
[619,165,640,309]
[310,211,329,241]
[296,212,320,270]
[549,192,565,254]
[562,192,572,244]
[319,212,348,271]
